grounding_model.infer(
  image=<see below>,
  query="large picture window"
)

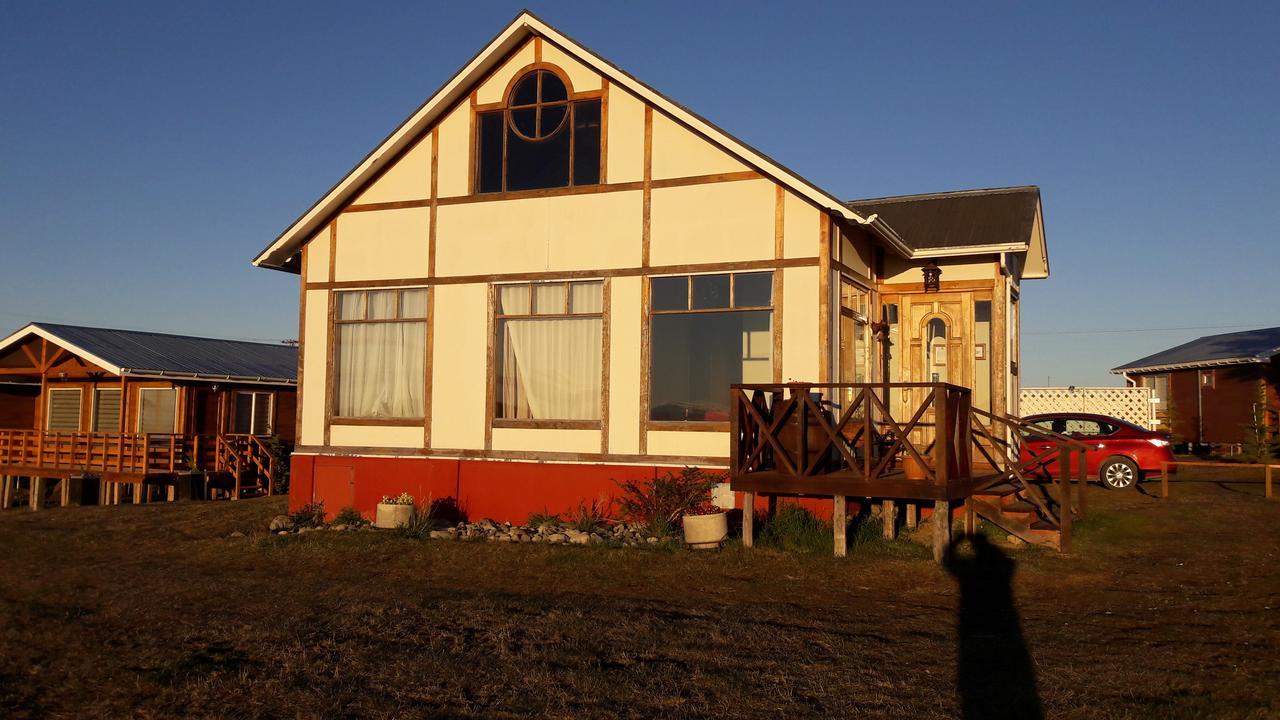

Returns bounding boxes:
[334,288,427,420]
[234,391,274,435]
[476,68,602,193]
[649,272,773,423]
[495,280,603,423]
[137,388,177,434]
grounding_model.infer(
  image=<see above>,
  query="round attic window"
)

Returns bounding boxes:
[507,70,570,141]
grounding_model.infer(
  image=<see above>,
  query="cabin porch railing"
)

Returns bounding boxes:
[0,429,285,497]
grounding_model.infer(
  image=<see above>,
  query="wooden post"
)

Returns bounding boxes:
[932,500,950,563]
[905,502,918,529]
[1161,461,1170,498]
[833,495,847,557]
[30,478,43,511]
[1,476,10,510]
[741,491,755,548]
[934,385,950,495]
[1058,447,1072,552]
[1266,465,1273,500]
[1076,448,1088,518]
[964,497,976,535]
[881,499,896,540]
[59,478,69,507]
[133,482,142,505]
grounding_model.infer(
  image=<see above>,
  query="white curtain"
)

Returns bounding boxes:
[337,321,426,418]
[501,318,601,420]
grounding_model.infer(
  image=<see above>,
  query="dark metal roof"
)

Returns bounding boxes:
[1112,326,1280,373]
[844,186,1040,251]
[26,323,297,384]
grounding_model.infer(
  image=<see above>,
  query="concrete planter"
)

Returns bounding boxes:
[375,503,415,529]
[683,512,728,550]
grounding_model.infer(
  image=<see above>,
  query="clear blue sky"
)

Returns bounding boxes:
[2,1,1276,386]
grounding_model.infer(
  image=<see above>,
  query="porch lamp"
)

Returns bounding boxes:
[922,260,942,292]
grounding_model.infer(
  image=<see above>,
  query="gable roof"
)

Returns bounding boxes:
[845,186,1049,277]
[0,323,297,385]
[251,10,912,271]
[1111,326,1280,374]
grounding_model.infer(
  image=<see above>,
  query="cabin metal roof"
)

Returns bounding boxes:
[844,186,1041,253]
[0,323,297,385]
[1111,326,1280,374]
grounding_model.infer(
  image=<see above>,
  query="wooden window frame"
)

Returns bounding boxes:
[474,63,605,195]
[136,387,178,434]
[647,271,776,430]
[233,391,275,436]
[46,387,83,432]
[331,287,429,424]
[491,279,605,429]
[91,387,122,432]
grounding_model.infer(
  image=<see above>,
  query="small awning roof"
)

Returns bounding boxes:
[1111,326,1280,374]
[0,323,298,386]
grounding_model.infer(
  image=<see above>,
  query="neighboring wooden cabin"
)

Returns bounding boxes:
[1114,326,1280,449]
[251,12,1051,524]
[0,323,297,509]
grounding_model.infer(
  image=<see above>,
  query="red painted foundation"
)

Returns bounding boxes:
[289,453,853,524]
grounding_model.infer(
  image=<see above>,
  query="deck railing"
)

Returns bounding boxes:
[0,429,285,495]
[730,382,977,500]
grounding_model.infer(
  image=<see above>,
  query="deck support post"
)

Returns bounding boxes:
[1266,465,1273,500]
[833,495,847,557]
[29,477,43,511]
[741,492,754,548]
[59,478,69,507]
[1,476,11,510]
[881,499,896,540]
[964,497,976,535]
[905,502,918,529]
[931,500,950,563]
[132,482,142,505]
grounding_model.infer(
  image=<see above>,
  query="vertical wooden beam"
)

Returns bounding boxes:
[60,477,69,507]
[599,78,609,183]
[964,497,976,535]
[905,502,919,529]
[641,106,653,268]
[817,215,831,384]
[296,245,308,445]
[600,277,612,455]
[30,477,42,511]
[638,274,651,455]
[881,499,896,540]
[773,187,785,384]
[741,491,755,548]
[833,495,847,557]
[1058,447,1072,552]
[1266,464,1273,499]
[1,476,11,510]
[1161,461,1170,498]
[932,500,950,563]
[133,481,142,505]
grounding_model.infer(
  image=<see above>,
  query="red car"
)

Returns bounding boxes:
[1020,412,1174,490]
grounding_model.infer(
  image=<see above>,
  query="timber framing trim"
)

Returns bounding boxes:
[293,445,729,467]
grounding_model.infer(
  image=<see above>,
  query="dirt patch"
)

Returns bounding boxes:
[0,466,1277,719]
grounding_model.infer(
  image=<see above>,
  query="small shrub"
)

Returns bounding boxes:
[288,502,326,529]
[614,467,723,535]
[568,497,612,533]
[527,509,563,528]
[427,496,465,525]
[395,511,436,539]
[759,504,833,555]
[330,507,366,527]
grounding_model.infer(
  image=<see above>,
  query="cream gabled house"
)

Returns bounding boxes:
[252,12,1049,521]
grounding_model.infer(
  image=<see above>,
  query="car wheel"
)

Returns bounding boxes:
[1099,457,1139,490]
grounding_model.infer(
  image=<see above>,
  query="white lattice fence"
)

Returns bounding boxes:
[1018,387,1156,429]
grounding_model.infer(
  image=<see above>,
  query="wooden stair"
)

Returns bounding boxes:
[969,471,1065,550]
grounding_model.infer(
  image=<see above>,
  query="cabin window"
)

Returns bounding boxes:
[92,388,122,432]
[234,392,274,435]
[974,300,992,413]
[137,388,177,434]
[649,272,773,422]
[334,288,428,420]
[46,388,82,431]
[1138,374,1170,427]
[475,68,602,193]
[495,280,603,422]
[839,278,869,410]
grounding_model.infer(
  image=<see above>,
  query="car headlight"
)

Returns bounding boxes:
[1147,439,1170,447]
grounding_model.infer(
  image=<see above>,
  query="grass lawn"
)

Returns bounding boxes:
[1,466,1278,719]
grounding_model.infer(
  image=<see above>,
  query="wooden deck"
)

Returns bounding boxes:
[728,382,1090,558]
[0,428,284,509]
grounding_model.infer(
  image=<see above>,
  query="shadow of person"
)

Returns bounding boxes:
[944,534,1043,720]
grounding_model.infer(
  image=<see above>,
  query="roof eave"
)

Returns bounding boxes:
[1109,356,1264,374]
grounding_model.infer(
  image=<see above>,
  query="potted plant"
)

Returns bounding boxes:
[375,492,416,529]
[682,502,728,550]
[902,452,933,481]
